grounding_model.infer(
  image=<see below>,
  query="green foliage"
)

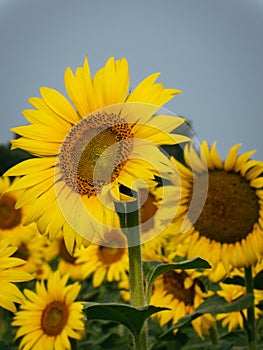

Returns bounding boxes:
[144,258,211,302]
[83,302,169,340]
[254,271,263,290]
[159,293,254,338]
[0,143,33,176]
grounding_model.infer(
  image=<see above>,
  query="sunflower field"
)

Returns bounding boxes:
[0,56,263,350]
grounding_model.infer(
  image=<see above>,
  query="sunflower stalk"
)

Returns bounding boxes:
[209,322,219,345]
[244,266,257,350]
[117,196,148,350]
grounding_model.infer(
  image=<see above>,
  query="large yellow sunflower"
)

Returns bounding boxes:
[151,269,214,338]
[12,270,84,350]
[0,239,33,312]
[170,141,263,271]
[4,56,187,252]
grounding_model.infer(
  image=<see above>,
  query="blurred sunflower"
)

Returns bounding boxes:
[12,271,84,350]
[77,229,129,287]
[4,56,187,252]
[0,239,33,312]
[57,236,91,281]
[171,141,263,271]
[33,262,51,280]
[9,227,46,273]
[0,177,32,239]
[151,269,214,338]
[216,282,263,332]
[139,185,181,243]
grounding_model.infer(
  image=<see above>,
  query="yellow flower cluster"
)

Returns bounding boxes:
[0,55,262,349]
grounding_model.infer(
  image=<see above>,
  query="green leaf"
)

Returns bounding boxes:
[222,275,245,286]
[254,270,263,290]
[145,257,211,302]
[83,302,169,337]
[159,293,253,338]
[0,341,11,350]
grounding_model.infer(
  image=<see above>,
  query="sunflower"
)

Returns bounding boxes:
[4,56,187,252]
[9,226,47,273]
[77,228,129,287]
[0,176,32,239]
[216,282,263,332]
[151,269,214,338]
[12,271,84,350]
[139,184,181,243]
[170,141,263,271]
[57,236,92,281]
[0,239,33,312]
[33,262,52,280]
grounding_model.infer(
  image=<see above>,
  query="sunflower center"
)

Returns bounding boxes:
[191,170,259,244]
[163,270,195,306]
[98,246,125,264]
[41,301,69,336]
[59,111,134,196]
[140,190,158,232]
[59,239,76,264]
[0,195,22,230]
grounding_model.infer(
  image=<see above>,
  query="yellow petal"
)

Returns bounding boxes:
[25,103,71,133]
[10,138,60,156]
[11,125,65,143]
[224,144,241,171]
[4,157,55,176]
[210,142,223,169]
[40,87,80,124]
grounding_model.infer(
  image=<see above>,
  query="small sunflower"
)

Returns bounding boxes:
[77,229,129,287]
[12,271,84,350]
[0,239,33,312]
[4,56,187,252]
[9,226,46,273]
[171,141,263,271]
[151,269,214,338]
[57,236,92,281]
[139,185,181,243]
[33,262,52,280]
[216,282,263,332]
[0,177,32,239]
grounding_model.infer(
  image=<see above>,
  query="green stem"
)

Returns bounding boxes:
[244,265,256,350]
[118,198,148,350]
[209,322,219,345]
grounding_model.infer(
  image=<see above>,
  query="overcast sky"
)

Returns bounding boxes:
[0,0,262,161]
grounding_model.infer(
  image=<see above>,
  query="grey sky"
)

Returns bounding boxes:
[0,0,262,161]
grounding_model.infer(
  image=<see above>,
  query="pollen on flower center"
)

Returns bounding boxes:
[163,270,195,306]
[41,301,69,336]
[59,111,134,196]
[0,195,22,230]
[191,170,259,244]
